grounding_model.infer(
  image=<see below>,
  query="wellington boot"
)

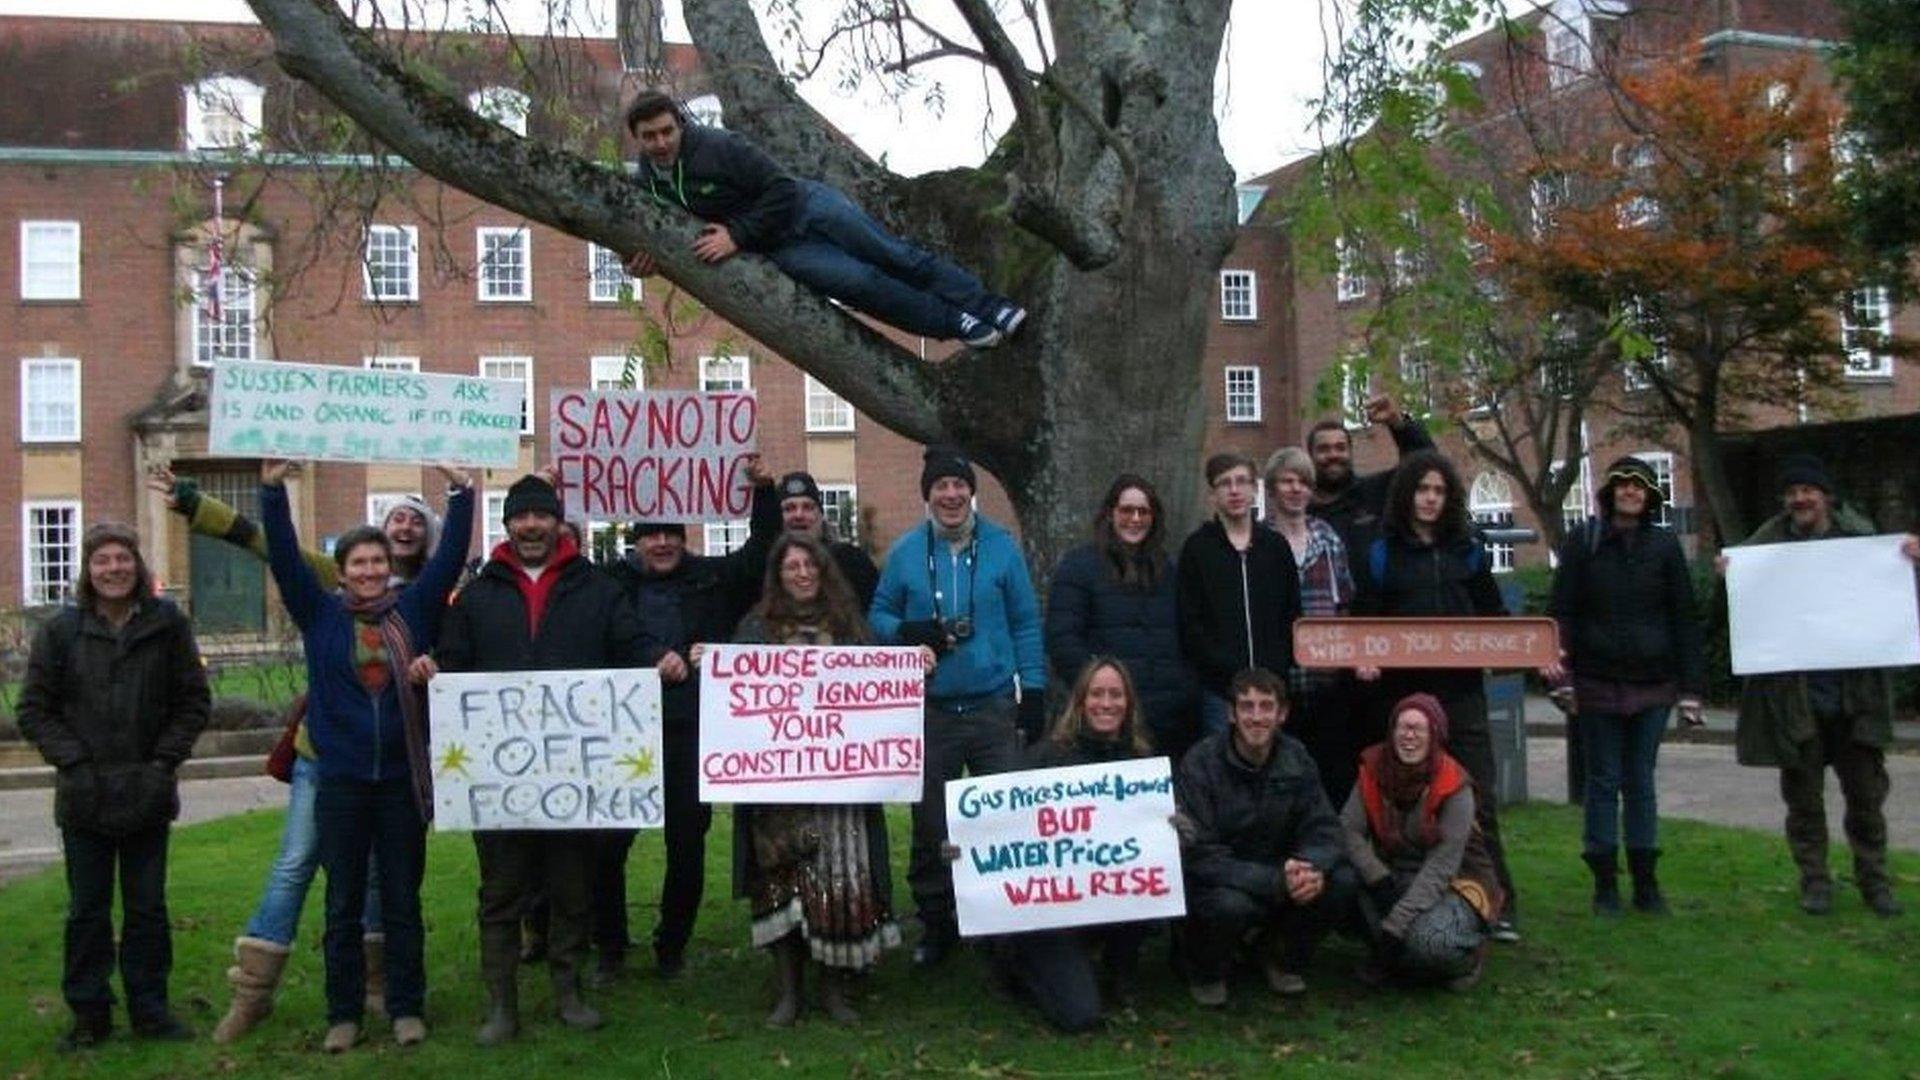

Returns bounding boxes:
[819,965,860,1024]
[474,982,519,1047]
[1582,851,1622,917]
[212,937,291,1044]
[766,936,804,1028]
[552,970,603,1032]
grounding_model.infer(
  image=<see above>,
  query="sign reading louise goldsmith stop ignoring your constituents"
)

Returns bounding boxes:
[698,644,925,804]
[209,359,526,468]
[428,669,665,831]
[946,758,1186,936]
[551,389,759,523]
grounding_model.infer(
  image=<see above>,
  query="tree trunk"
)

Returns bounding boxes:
[1687,418,1746,550]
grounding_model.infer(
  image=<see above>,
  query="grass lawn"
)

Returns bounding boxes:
[0,803,1914,1079]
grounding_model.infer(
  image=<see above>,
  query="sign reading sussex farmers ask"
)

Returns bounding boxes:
[210,359,525,467]
[550,389,758,523]
[946,758,1185,936]
[428,669,665,831]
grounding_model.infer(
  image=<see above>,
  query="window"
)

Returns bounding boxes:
[1223,366,1262,423]
[1530,172,1568,237]
[586,522,632,562]
[1391,210,1428,287]
[1842,286,1894,379]
[1555,458,1592,533]
[184,76,263,151]
[1768,82,1796,183]
[802,375,855,432]
[367,492,422,529]
[1458,197,1488,261]
[1544,15,1590,90]
[1468,472,1516,574]
[1335,236,1368,302]
[477,227,531,301]
[1219,270,1258,321]
[1634,451,1677,528]
[21,358,81,443]
[1615,142,1659,227]
[1398,345,1432,419]
[1235,185,1268,226]
[699,354,750,391]
[364,355,420,374]
[1339,354,1370,430]
[20,221,80,300]
[479,356,534,434]
[469,86,530,136]
[363,225,418,302]
[194,265,256,366]
[1623,297,1670,391]
[591,354,643,390]
[819,485,858,544]
[589,243,642,303]
[704,519,749,556]
[22,501,81,606]
[685,93,724,129]
[482,491,508,555]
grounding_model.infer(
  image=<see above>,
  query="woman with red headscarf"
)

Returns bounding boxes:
[1341,693,1502,990]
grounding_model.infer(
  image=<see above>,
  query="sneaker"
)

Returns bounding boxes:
[1489,918,1521,944]
[988,301,1027,337]
[1187,980,1228,1008]
[957,314,1004,349]
[1263,963,1307,997]
[393,1016,428,1046]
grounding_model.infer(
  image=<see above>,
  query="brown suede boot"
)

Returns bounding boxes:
[212,937,291,1044]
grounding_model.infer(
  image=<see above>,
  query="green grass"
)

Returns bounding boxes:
[206,661,308,713]
[1,805,1914,1079]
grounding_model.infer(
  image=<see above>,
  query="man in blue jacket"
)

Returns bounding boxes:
[622,89,1025,349]
[871,447,1047,965]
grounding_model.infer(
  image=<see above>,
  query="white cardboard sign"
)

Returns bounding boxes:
[1726,534,1920,675]
[550,389,759,523]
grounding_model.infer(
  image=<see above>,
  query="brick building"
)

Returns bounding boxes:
[0,14,1294,634]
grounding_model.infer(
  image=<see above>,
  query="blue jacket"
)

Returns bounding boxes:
[263,482,474,785]
[870,515,1046,703]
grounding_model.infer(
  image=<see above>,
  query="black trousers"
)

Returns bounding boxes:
[999,922,1151,1032]
[909,696,1023,926]
[653,718,711,954]
[61,824,172,1019]
[589,830,638,958]
[1184,864,1358,981]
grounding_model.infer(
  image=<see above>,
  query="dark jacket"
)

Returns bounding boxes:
[19,598,211,834]
[1175,730,1345,899]
[830,540,881,612]
[1045,543,1198,734]
[1351,527,1508,699]
[1175,521,1301,698]
[1309,420,1435,554]
[264,483,472,787]
[1549,517,1705,695]
[436,544,653,677]
[637,123,801,253]
[1024,730,1145,771]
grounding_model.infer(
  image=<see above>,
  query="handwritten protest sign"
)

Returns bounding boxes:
[946,758,1185,936]
[1727,534,1920,675]
[551,389,758,523]
[1294,616,1560,669]
[428,668,664,831]
[698,644,924,804]
[210,359,525,467]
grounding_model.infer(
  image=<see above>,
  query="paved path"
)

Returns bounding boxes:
[3,739,1915,887]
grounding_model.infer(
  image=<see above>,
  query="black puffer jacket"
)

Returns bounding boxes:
[1175,522,1301,697]
[1352,528,1507,699]
[1549,518,1705,694]
[1045,543,1198,733]
[436,549,653,675]
[1310,420,1434,554]
[637,124,801,252]
[1175,730,1345,898]
[18,599,211,834]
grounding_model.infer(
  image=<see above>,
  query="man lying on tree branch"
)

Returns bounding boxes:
[622,90,1026,349]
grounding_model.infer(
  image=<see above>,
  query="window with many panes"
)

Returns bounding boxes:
[699,355,750,391]
[1398,345,1432,419]
[1530,172,1568,237]
[20,221,80,300]
[1842,286,1894,379]
[1616,142,1659,227]
[589,243,642,303]
[586,521,633,562]
[364,225,418,302]
[1224,366,1261,422]
[591,354,642,390]
[805,375,854,431]
[1545,15,1590,90]
[1219,270,1257,321]
[184,77,263,151]
[1469,472,1516,573]
[468,87,530,136]
[704,519,749,556]
[1335,236,1367,302]
[194,265,256,365]
[1556,458,1592,533]
[1339,353,1370,430]
[477,227,531,301]
[482,491,508,555]
[479,356,534,434]
[21,358,80,442]
[1623,296,1670,391]
[1634,451,1677,528]
[23,501,81,606]
[819,485,859,544]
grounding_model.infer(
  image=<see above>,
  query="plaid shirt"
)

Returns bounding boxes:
[1266,515,1353,700]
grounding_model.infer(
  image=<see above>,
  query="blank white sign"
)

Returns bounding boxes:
[1727,534,1920,676]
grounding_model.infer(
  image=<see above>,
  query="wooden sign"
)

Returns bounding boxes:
[1293,616,1560,670]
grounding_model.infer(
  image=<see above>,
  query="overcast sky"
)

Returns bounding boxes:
[0,0,1337,181]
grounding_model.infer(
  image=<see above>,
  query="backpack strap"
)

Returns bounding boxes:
[1368,536,1389,585]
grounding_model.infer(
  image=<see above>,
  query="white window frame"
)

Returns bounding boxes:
[22,500,82,606]
[1335,236,1368,302]
[1234,185,1268,225]
[482,491,509,555]
[1219,269,1258,321]
[703,519,749,556]
[1842,286,1894,379]
[1555,458,1593,534]
[477,226,531,302]
[20,358,81,443]
[1623,297,1670,392]
[819,484,858,544]
[589,243,643,304]
[1398,344,1433,419]
[363,224,419,302]
[184,76,264,152]
[1634,450,1677,528]
[1223,365,1262,423]
[1468,472,1516,574]
[1339,355,1370,430]
[479,355,534,434]
[20,221,80,300]
[364,355,420,374]
[1545,15,1591,90]
[685,93,725,129]
[699,354,751,392]
[804,375,855,432]
[1530,173,1568,238]
[591,354,643,390]
[1615,142,1659,228]
[192,264,257,367]
[1768,82,1797,184]
[468,86,530,137]
[586,521,633,561]
[1458,197,1489,261]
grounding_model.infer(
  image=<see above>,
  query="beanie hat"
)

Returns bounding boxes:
[920,445,977,500]
[502,475,562,522]
[629,520,687,540]
[381,494,440,550]
[1776,453,1834,495]
[82,521,142,563]
[1389,692,1450,748]
[1598,455,1665,516]
[76,522,152,608]
[777,471,823,507]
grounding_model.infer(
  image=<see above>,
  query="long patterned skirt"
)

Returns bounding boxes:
[746,804,900,970]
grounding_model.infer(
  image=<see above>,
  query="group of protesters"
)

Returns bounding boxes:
[18,394,1916,1052]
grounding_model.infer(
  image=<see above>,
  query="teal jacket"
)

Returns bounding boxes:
[869,515,1045,703]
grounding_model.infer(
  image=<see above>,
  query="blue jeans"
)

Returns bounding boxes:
[769,180,999,340]
[315,776,425,1023]
[243,756,382,945]
[1581,705,1669,853]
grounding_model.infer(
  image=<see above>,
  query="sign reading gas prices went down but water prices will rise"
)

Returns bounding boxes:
[210,359,527,468]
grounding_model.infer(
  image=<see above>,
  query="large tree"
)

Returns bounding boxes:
[243,0,1239,570]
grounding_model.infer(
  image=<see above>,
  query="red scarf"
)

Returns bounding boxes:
[1356,742,1471,853]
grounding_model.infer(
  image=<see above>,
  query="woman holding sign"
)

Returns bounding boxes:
[720,533,908,1026]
